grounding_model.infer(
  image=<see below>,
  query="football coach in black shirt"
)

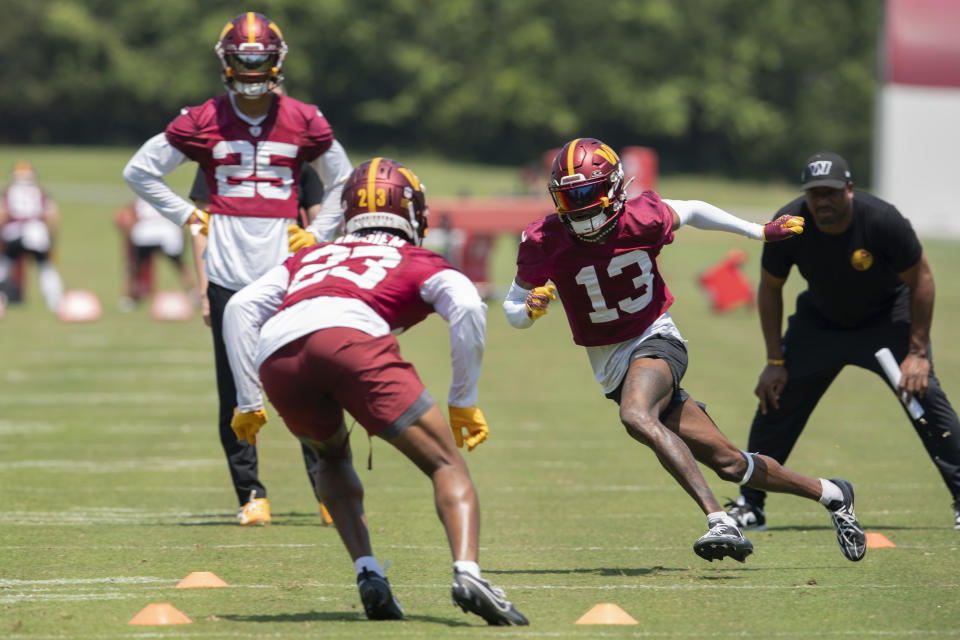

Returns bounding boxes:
[726,151,960,531]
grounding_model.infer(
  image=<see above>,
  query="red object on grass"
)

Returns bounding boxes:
[698,249,754,313]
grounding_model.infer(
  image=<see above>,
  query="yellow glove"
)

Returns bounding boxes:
[525,284,557,320]
[288,224,318,252]
[188,208,209,236]
[761,214,804,242]
[449,406,490,451]
[232,408,267,445]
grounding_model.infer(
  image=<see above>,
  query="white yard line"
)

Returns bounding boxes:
[0,458,222,472]
[0,393,215,405]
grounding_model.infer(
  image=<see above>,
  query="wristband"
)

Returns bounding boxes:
[767,358,785,366]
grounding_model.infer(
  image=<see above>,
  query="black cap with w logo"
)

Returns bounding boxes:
[801,151,852,190]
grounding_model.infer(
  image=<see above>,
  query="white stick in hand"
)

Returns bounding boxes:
[874,348,925,420]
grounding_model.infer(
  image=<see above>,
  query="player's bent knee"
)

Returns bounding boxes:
[619,408,657,445]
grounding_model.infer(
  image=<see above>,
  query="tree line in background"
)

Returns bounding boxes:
[7,0,880,180]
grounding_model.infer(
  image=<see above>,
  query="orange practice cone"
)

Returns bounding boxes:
[319,503,334,526]
[128,603,192,625]
[575,603,639,625]
[865,532,896,548]
[176,571,229,588]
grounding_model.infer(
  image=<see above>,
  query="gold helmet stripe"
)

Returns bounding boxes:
[397,167,421,191]
[565,138,581,176]
[366,158,382,212]
[269,23,283,39]
[219,22,234,40]
[595,143,619,166]
[246,12,258,43]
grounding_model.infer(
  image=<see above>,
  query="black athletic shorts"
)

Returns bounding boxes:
[604,334,691,416]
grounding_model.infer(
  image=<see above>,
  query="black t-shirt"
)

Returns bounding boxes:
[762,191,922,328]
[188,163,325,211]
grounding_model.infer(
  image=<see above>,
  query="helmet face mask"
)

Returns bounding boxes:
[549,138,626,242]
[341,158,429,246]
[216,12,287,98]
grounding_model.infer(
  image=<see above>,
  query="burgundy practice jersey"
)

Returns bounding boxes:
[277,235,456,332]
[165,94,333,221]
[517,191,676,347]
[2,182,49,223]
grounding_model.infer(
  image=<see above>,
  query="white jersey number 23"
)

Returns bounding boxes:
[288,244,402,294]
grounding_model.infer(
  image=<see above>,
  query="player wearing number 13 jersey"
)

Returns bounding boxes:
[503,138,868,564]
[122,12,352,525]
[223,158,528,625]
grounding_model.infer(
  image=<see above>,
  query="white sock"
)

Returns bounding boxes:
[38,262,63,312]
[453,560,481,580]
[707,511,736,527]
[818,479,843,506]
[354,555,383,577]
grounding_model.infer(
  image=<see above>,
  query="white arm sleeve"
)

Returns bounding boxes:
[502,279,534,329]
[223,265,288,412]
[420,269,487,407]
[306,140,352,242]
[121,133,195,227]
[664,199,763,240]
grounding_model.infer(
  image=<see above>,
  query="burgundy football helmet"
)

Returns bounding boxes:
[215,12,288,98]
[548,138,627,242]
[342,158,429,245]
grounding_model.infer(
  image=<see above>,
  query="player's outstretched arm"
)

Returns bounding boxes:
[665,199,803,242]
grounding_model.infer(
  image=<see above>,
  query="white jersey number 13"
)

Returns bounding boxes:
[574,249,654,323]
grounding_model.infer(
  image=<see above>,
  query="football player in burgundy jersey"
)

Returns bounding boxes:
[0,161,63,311]
[122,12,352,526]
[222,158,528,625]
[503,138,867,563]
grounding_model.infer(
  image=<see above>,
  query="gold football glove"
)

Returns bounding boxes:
[761,214,804,242]
[525,284,557,320]
[188,208,210,236]
[449,406,490,451]
[288,224,318,252]
[231,408,267,445]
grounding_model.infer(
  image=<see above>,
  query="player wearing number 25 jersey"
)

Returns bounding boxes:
[122,12,353,525]
[503,138,868,566]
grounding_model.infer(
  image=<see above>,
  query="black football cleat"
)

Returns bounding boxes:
[724,496,767,531]
[693,521,754,563]
[826,478,866,561]
[451,569,528,626]
[357,568,403,620]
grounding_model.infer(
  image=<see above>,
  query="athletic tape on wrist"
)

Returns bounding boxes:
[738,450,755,486]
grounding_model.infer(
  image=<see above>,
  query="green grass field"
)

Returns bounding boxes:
[1,146,959,638]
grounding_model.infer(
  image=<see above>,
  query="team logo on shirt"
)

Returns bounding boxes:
[249,125,262,137]
[850,248,873,271]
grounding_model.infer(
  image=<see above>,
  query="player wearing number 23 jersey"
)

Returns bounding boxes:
[224,158,528,625]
